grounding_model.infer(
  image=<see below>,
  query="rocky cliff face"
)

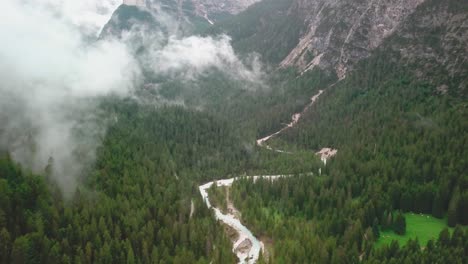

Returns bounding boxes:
[192,0,261,18]
[102,0,259,38]
[104,0,467,93]
[272,0,467,95]
[150,0,260,24]
[280,0,426,79]
[100,4,161,40]
[386,0,468,94]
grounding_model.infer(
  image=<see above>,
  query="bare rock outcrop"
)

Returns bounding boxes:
[192,0,261,17]
[280,0,426,78]
[389,1,468,94]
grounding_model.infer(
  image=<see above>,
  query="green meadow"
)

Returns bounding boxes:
[376,213,452,248]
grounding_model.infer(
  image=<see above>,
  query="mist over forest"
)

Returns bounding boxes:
[0,0,466,263]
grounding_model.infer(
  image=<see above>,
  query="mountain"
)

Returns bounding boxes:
[385,0,468,95]
[100,4,161,39]
[216,0,467,94]
[191,0,261,21]
[209,0,306,64]
[1,1,467,264]
[279,0,426,78]
[101,0,261,39]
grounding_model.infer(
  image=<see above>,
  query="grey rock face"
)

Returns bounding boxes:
[103,0,259,39]
[192,0,261,16]
[280,0,426,79]
[389,0,468,94]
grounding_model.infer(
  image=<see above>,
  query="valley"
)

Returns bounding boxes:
[0,0,466,263]
[199,85,336,263]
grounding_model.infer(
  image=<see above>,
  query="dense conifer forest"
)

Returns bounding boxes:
[1,0,467,263]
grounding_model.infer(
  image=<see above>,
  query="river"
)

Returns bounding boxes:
[199,89,337,263]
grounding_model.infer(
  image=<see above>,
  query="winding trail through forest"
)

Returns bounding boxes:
[256,89,324,152]
[199,88,338,263]
[256,89,338,161]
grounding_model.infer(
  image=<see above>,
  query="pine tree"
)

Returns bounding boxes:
[0,228,11,263]
[456,192,468,225]
[448,188,460,227]
[431,192,444,218]
[11,236,30,264]
[437,228,450,247]
[372,218,380,238]
[151,246,159,264]
[394,213,406,235]
[126,246,135,264]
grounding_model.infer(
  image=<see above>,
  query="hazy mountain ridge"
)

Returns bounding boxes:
[191,0,261,18]
[100,4,161,39]
[103,0,260,35]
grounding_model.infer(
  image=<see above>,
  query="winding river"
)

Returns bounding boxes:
[199,89,338,263]
[199,177,281,264]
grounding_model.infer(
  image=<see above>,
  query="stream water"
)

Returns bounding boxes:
[199,89,338,263]
[199,176,289,264]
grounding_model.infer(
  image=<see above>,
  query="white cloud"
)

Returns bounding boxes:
[0,1,140,195]
[28,0,122,36]
[147,35,264,83]
[0,0,265,195]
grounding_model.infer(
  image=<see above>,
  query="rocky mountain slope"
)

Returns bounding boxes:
[191,0,261,19]
[102,0,466,94]
[387,0,468,95]
[216,0,466,95]
[100,4,160,39]
[105,0,260,33]
[280,0,426,79]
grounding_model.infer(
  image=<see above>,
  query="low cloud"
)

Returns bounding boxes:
[0,1,141,195]
[32,0,122,36]
[0,1,265,195]
[105,4,265,85]
[147,35,264,83]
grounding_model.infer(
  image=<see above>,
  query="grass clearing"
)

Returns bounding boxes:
[376,213,452,248]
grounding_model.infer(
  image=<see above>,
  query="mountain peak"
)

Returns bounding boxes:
[123,0,146,7]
